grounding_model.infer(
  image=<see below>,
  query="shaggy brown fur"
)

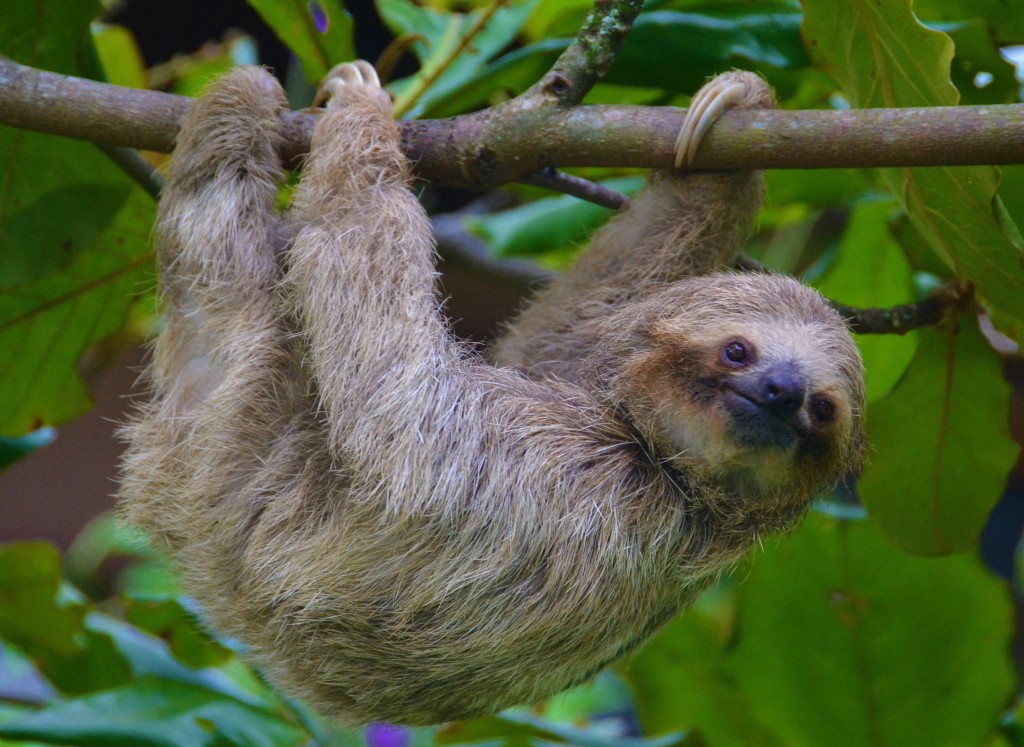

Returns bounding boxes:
[119,64,865,726]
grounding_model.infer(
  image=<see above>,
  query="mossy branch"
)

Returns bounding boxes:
[2,56,1022,191]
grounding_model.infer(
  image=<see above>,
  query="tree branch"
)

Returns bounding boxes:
[522,0,644,107]
[830,280,975,335]
[2,56,1022,192]
[735,257,975,335]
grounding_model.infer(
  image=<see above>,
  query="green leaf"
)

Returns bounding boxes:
[245,0,354,82]
[423,38,567,118]
[522,0,592,39]
[464,176,643,258]
[124,597,233,670]
[86,612,275,709]
[915,0,1024,44]
[941,21,1021,105]
[0,188,154,436]
[1,182,132,287]
[857,318,1019,555]
[0,0,101,71]
[802,0,1024,326]
[626,607,782,745]
[38,618,133,695]
[732,511,1015,747]
[607,6,809,92]
[1000,165,1024,228]
[764,169,870,208]
[814,199,918,401]
[0,429,55,471]
[1,1,156,436]
[378,0,536,118]
[0,678,306,747]
[0,543,83,657]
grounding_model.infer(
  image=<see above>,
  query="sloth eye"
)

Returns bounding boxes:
[721,339,752,366]
[811,397,835,423]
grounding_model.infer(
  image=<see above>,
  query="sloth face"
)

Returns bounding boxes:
[713,334,844,454]
[614,273,866,499]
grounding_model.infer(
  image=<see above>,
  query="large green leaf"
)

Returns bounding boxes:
[814,199,918,401]
[802,0,1024,326]
[0,0,100,69]
[732,511,1015,747]
[0,1,156,436]
[0,679,306,747]
[0,0,127,288]
[0,189,154,436]
[245,0,354,82]
[626,605,782,745]
[857,318,1019,555]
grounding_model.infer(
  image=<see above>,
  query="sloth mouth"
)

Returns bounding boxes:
[721,385,801,450]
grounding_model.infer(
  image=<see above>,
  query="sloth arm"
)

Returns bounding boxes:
[489,72,776,385]
[280,67,645,521]
[119,67,304,553]
[283,70,455,450]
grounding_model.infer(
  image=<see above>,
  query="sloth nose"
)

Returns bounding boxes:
[759,365,806,419]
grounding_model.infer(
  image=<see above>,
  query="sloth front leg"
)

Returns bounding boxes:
[120,67,300,553]
[490,71,776,383]
[283,62,456,459]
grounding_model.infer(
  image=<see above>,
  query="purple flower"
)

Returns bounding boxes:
[309,1,328,33]
[365,723,410,747]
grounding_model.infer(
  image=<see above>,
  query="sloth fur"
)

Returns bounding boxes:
[120,64,866,725]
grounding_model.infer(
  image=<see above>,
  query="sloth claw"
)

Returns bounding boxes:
[313,60,382,108]
[674,79,748,169]
[674,73,774,169]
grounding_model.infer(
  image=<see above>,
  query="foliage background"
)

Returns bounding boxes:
[1,0,1023,745]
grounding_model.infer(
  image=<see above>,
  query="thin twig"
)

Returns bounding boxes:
[96,144,164,199]
[518,168,629,209]
[392,0,508,118]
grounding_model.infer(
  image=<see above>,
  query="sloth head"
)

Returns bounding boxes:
[598,272,866,508]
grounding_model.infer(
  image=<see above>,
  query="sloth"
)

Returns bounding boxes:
[120,62,866,725]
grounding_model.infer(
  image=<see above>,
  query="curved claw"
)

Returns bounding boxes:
[312,60,382,109]
[673,80,748,169]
